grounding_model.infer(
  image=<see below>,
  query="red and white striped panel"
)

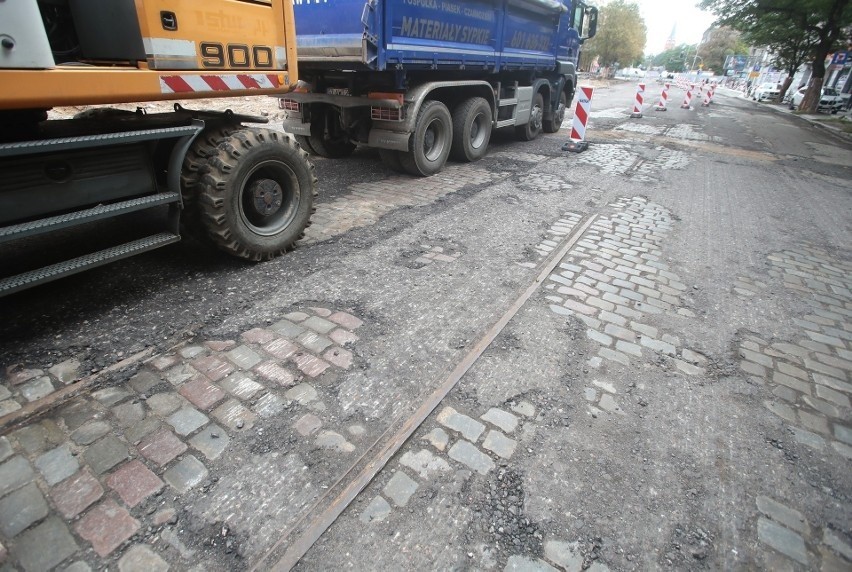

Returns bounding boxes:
[160,74,285,94]
[570,86,594,142]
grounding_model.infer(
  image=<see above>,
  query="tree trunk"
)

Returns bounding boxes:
[800,53,826,112]
[779,76,794,102]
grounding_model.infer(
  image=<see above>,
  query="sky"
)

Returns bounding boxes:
[631,0,719,55]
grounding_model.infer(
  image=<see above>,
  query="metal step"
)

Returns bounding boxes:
[0,126,202,158]
[498,98,518,107]
[0,233,180,296]
[496,119,517,128]
[0,193,180,244]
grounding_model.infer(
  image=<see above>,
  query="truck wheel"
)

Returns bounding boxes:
[295,135,318,155]
[399,100,452,176]
[450,97,492,162]
[543,89,568,133]
[198,128,317,261]
[308,106,356,158]
[516,92,544,141]
[180,126,239,239]
[379,149,405,173]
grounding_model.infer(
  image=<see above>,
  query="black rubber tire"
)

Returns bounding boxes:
[307,105,356,158]
[72,107,137,120]
[379,148,406,173]
[450,97,492,162]
[180,126,239,239]
[516,92,544,141]
[294,134,318,155]
[399,100,452,177]
[543,88,569,134]
[197,128,317,261]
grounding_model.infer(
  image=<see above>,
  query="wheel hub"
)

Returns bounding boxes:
[249,178,283,217]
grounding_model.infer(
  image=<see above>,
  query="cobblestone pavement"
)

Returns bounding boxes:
[1,90,850,571]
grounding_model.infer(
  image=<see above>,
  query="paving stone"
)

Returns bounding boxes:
[798,410,829,434]
[764,401,797,423]
[790,426,825,450]
[205,341,237,352]
[220,373,264,399]
[212,399,256,431]
[85,436,129,475]
[296,331,334,354]
[153,508,178,526]
[804,358,845,380]
[598,347,629,366]
[35,445,78,486]
[146,392,185,416]
[823,528,852,561]
[112,401,146,427]
[423,428,450,451]
[241,328,276,344]
[756,496,810,534]
[740,348,774,368]
[49,359,81,385]
[20,376,55,402]
[587,329,613,346]
[360,495,391,524]
[166,407,209,436]
[544,540,585,570]
[813,374,852,394]
[773,372,811,394]
[254,392,285,418]
[616,340,642,357]
[482,430,517,459]
[562,298,597,315]
[814,352,852,372]
[75,499,140,557]
[178,377,226,411]
[138,429,187,466]
[128,371,162,394]
[481,408,519,433]
[680,349,707,365]
[165,365,196,386]
[302,316,337,335]
[123,418,161,445]
[254,361,297,386]
[226,345,263,370]
[118,544,169,572]
[270,319,306,338]
[315,430,355,453]
[511,401,536,417]
[51,468,104,519]
[190,356,233,382]
[0,436,11,464]
[189,424,230,460]
[62,561,92,572]
[640,337,676,355]
[0,482,48,537]
[776,362,808,380]
[163,455,208,494]
[448,439,494,475]
[323,347,354,369]
[5,367,43,386]
[263,338,299,360]
[106,460,164,507]
[285,383,318,404]
[674,359,704,376]
[0,399,22,416]
[505,555,559,571]
[383,471,418,506]
[160,527,196,560]
[329,329,359,347]
[438,407,486,442]
[802,396,840,418]
[92,386,131,407]
[178,345,205,359]
[149,354,180,371]
[69,420,111,445]
[815,385,850,407]
[399,449,452,480]
[13,517,78,572]
[757,517,808,565]
[292,353,331,377]
[834,424,852,445]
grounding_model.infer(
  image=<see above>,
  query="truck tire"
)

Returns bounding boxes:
[399,100,452,177]
[308,105,356,158]
[379,149,405,173]
[180,126,239,239]
[516,92,544,141]
[543,89,568,134]
[450,97,492,162]
[197,128,317,261]
[294,135,318,155]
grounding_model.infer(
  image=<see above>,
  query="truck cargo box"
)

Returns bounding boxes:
[294,0,567,72]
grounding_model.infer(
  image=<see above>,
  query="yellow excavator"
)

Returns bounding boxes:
[0,0,315,296]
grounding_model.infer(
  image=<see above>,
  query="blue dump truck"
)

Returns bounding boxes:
[281,0,597,176]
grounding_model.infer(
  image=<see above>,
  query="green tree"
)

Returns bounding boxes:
[697,27,747,73]
[699,0,852,112]
[652,44,697,72]
[582,0,647,70]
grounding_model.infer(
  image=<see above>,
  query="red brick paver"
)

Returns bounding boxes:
[254,361,296,386]
[263,338,299,360]
[138,429,187,466]
[106,460,164,507]
[328,312,364,330]
[323,348,353,369]
[330,329,359,346]
[241,328,276,344]
[74,499,139,557]
[292,353,331,378]
[178,376,226,410]
[190,355,234,382]
[50,468,104,519]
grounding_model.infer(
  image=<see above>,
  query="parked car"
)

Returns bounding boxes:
[789,86,844,113]
[752,82,781,102]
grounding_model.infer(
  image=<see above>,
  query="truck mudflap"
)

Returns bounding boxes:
[368,129,409,152]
